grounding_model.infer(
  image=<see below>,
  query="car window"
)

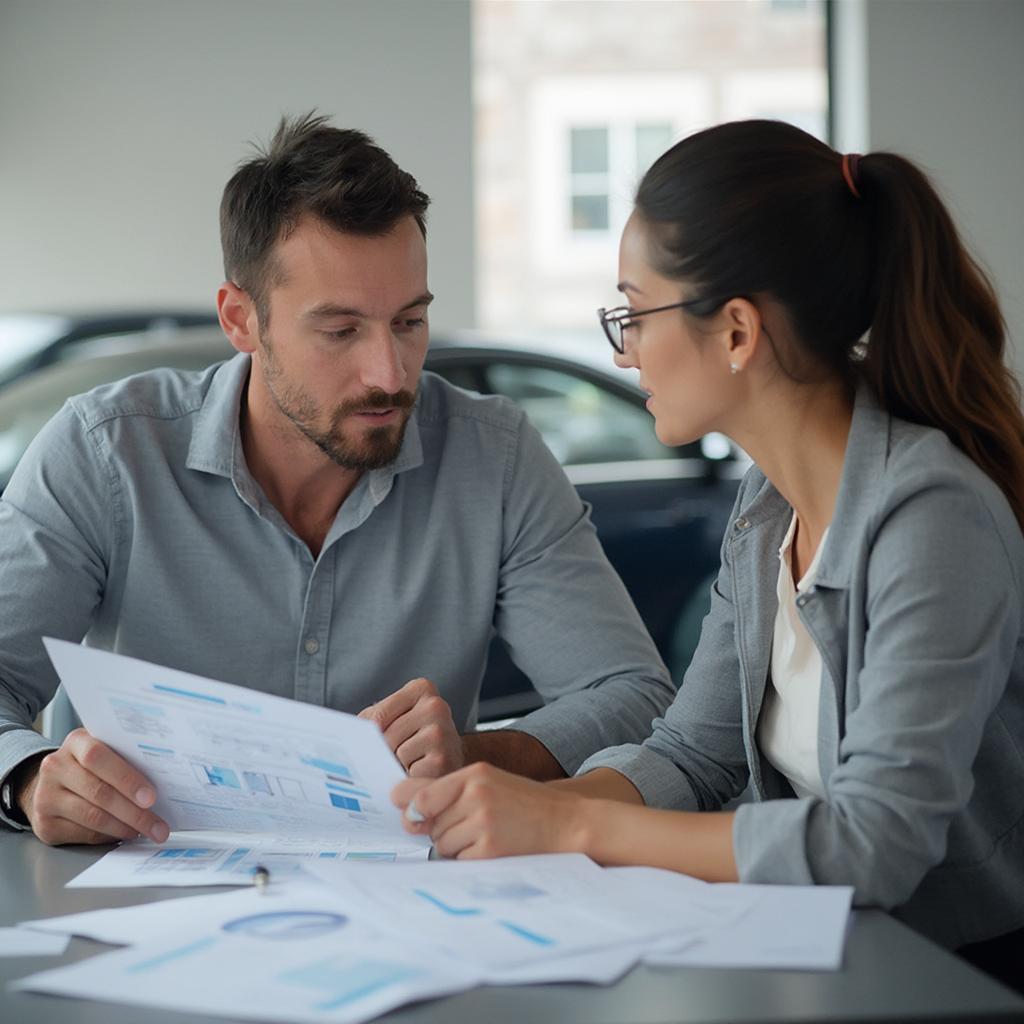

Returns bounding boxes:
[430,362,482,393]
[484,362,676,465]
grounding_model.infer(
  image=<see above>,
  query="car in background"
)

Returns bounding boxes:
[0,310,219,391]
[0,326,744,720]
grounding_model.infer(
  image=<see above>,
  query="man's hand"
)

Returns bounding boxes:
[359,677,464,778]
[16,728,169,846]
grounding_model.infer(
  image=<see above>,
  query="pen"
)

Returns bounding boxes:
[252,864,271,894]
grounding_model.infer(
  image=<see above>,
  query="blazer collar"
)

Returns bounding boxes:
[736,383,891,591]
[812,384,891,589]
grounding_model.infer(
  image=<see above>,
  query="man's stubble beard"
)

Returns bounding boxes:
[259,332,416,472]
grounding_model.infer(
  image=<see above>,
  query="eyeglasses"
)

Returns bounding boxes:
[597,298,718,353]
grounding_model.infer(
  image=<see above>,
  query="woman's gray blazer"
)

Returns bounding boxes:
[580,386,1024,949]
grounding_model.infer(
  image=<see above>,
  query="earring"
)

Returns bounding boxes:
[729,362,739,375]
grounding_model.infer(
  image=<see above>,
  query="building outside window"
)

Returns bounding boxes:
[473,0,828,335]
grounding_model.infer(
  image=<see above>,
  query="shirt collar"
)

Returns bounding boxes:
[776,510,831,593]
[368,408,423,504]
[185,351,425,501]
[186,352,249,478]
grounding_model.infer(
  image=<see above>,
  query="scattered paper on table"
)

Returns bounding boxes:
[13,856,856,1024]
[307,853,642,969]
[14,882,478,1024]
[307,855,763,962]
[0,927,70,957]
[305,853,733,976]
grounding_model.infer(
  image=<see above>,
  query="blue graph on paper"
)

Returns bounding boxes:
[412,887,556,947]
[414,889,481,916]
[300,756,352,780]
[281,957,425,1010]
[221,911,349,940]
[203,766,240,789]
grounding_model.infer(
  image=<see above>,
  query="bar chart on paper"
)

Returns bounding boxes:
[43,639,431,889]
[42,638,427,847]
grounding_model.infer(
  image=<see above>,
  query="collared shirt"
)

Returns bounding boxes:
[0,354,675,827]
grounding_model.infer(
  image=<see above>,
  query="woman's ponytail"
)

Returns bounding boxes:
[859,154,1024,528]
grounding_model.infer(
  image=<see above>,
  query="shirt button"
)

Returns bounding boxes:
[734,517,750,530]
[796,595,808,608]
[304,638,320,656]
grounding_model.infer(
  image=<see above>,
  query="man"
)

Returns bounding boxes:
[0,114,674,846]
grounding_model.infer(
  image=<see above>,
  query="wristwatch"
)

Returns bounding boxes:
[1,767,32,827]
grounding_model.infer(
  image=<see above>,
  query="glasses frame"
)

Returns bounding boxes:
[597,298,717,353]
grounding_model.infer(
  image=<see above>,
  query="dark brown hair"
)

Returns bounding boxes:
[220,112,430,323]
[636,119,1024,527]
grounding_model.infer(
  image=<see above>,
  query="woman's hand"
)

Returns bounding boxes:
[391,762,591,860]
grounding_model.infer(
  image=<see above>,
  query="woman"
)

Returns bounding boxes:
[393,120,1024,989]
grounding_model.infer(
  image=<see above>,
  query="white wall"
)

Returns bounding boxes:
[835,0,1024,371]
[0,0,475,331]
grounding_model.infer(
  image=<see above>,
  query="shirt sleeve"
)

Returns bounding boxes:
[0,401,113,820]
[733,472,1021,910]
[493,411,676,774]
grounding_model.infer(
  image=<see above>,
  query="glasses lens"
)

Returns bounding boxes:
[598,308,624,352]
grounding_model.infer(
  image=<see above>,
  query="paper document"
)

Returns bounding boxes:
[597,866,758,941]
[306,854,678,971]
[645,883,854,970]
[14,883,478,1024]
[44,639,427,856]
[23,881,359,946]
[0,928,70,957]
[67,831,429,889]
[307,855,760,965]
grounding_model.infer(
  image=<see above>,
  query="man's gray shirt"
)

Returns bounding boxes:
[0,353,674,825]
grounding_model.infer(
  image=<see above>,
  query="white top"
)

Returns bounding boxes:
[757,512,830,800]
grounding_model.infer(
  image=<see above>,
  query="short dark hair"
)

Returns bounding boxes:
[220,112,430,323]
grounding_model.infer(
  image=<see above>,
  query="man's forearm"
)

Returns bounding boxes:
[461,730,566,781]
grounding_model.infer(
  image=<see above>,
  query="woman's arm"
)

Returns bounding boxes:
[391,764,738,881]
[548,766,645,801]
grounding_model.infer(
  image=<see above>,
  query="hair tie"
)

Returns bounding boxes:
[841,153,862,199]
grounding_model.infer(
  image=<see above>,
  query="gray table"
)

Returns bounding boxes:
[2,833,1022,1024]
